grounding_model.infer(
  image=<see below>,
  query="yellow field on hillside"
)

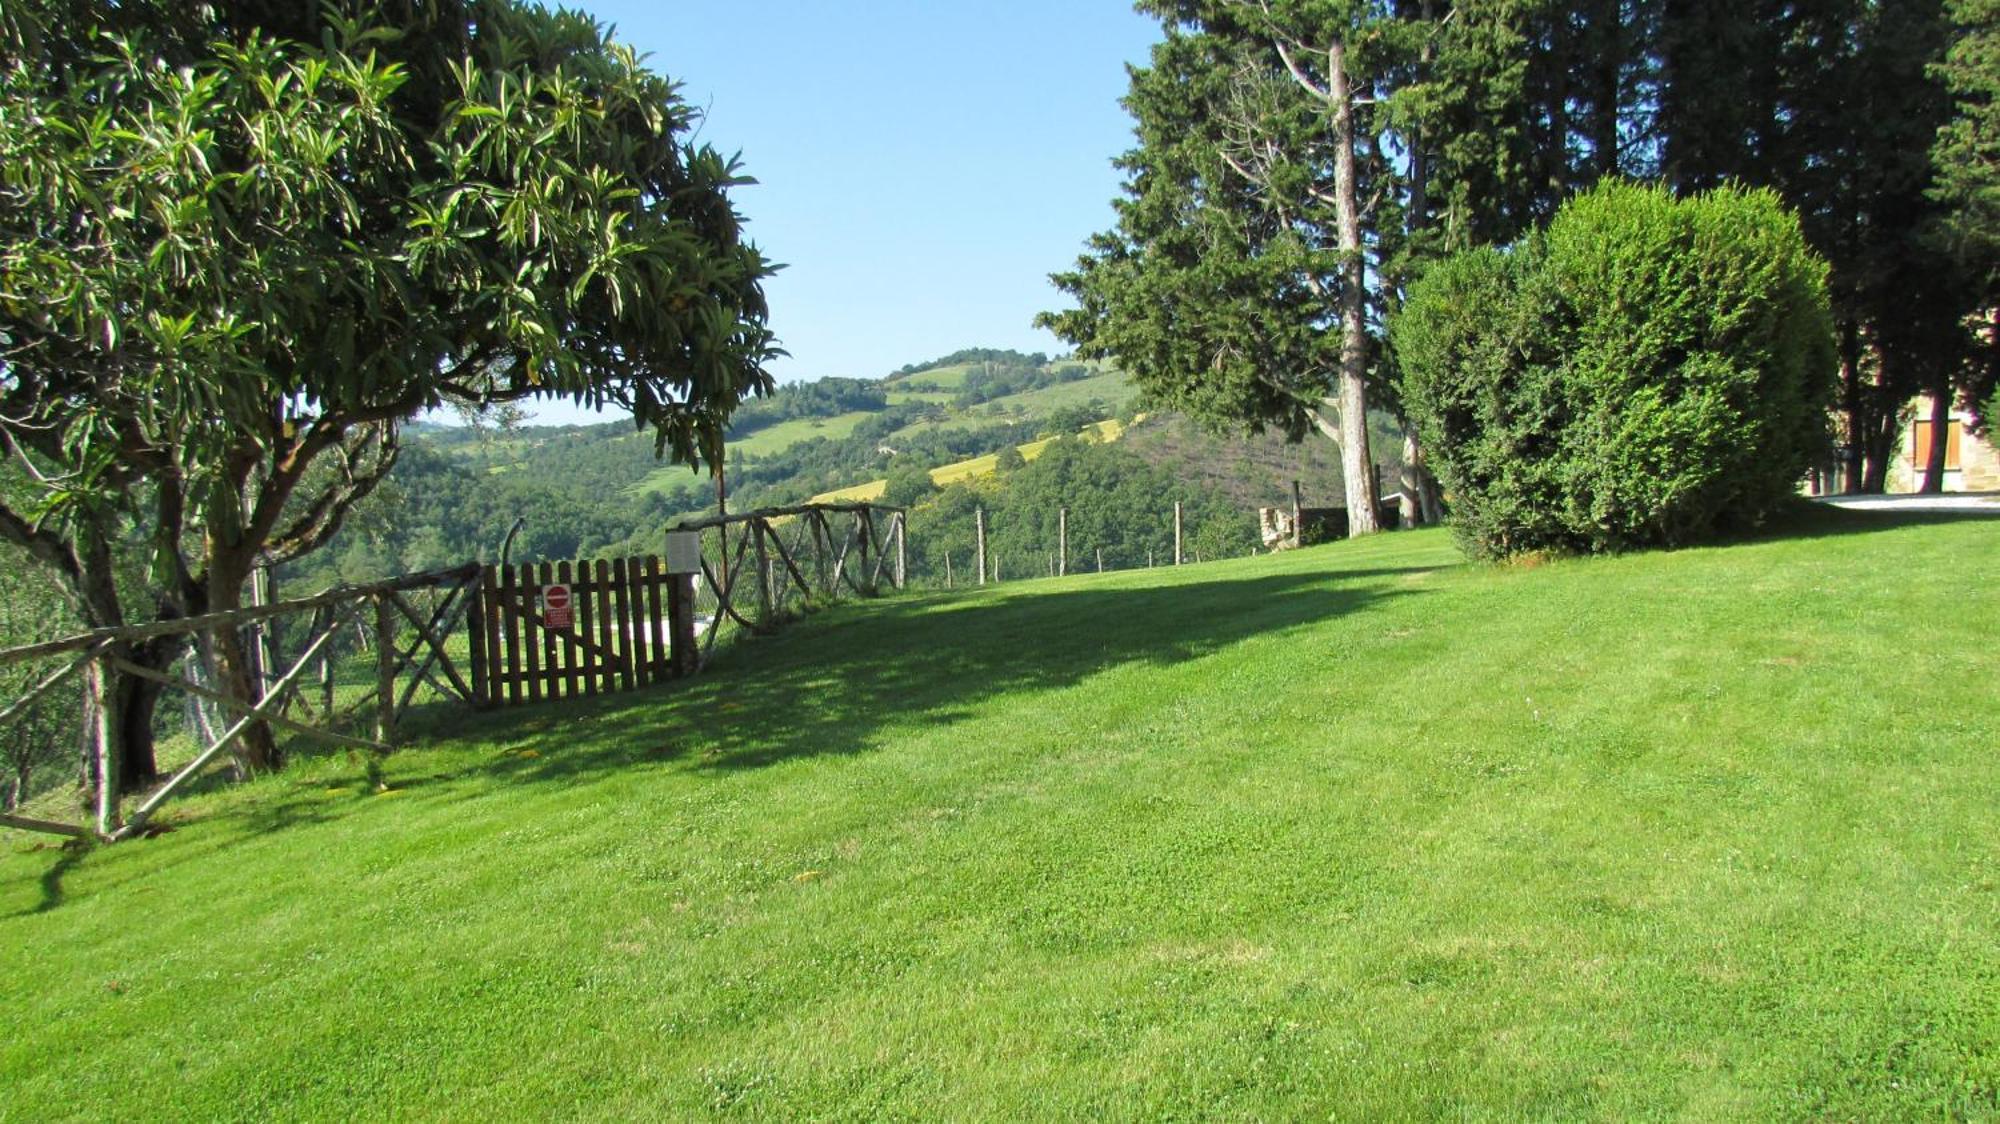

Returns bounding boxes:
[809,417,1131,505]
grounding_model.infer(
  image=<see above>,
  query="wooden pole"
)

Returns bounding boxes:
[375,594,397,747]
[1174,501,1183,565]
[894,512,906,590]
[248,561,272,703]
[1148,547,1154,568]
[1058,507,1067,577]
[1291,478,1303,548]
[1096,547,1103,573]
[668,573,698,677]
[0,812,88,838]
[752,519,773,626]
[116,610,360,836]
[88,660,117,837]
[945,551,953,589]
[858,509,872,594]
[975,507,986,586]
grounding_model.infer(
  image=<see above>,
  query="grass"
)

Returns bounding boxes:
[887,370,1136,441]
[4,508,1999,1118]
[632,412,882,496]
[809,418,1130,504]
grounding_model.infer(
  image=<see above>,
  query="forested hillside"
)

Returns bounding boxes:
[275,350,1408,597]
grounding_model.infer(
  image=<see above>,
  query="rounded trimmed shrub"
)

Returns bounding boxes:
[1393,182,1837,558]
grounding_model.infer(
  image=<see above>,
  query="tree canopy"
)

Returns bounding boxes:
[0,0,779,785]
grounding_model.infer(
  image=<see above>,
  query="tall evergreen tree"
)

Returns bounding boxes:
[1044,1,1448,536]
[1931,0,2000,434]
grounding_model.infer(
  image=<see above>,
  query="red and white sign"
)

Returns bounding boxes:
[541,583,572,629]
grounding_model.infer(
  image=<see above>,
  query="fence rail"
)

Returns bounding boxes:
[0,502,912,841]
[673,502,905,663]
[0,565,481,841]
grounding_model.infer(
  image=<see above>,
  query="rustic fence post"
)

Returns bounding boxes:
[1058,507,1067,577]
[1174,501,1183,565]
[375,593,398,747]
[752,518,773,626]
[88,659,118,837]
[975,507,986,585]
[1292,479,1303,548]
[859,508,875,595]
[945,551,952,589]
[315,607,336,720]
[667,571,697,677]
[894,511,906,590]
[1096,547,1103,573]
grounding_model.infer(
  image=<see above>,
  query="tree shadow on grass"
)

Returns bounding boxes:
[2,556,1435,905]
[1739,498,2000,545]
[320,560,1437,800]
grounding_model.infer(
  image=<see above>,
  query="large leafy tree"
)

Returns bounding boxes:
[0,1,779,793]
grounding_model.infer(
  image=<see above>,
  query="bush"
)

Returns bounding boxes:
[1394,182,1837,558]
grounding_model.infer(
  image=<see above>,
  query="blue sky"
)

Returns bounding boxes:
[525,1,1162,424]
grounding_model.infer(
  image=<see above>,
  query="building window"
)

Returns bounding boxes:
[1912,419,1964,472]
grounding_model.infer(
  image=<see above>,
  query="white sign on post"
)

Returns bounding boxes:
[665,531,702,575]
[541,583,572,629]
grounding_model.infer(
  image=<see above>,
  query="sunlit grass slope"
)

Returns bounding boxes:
[4,510,1998,1118]
[811,417,1130,504]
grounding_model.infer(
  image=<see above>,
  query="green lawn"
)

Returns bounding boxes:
[4,509,1998,1118]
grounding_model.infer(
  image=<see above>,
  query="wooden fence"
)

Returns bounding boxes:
[0,565,480,840]
[0,502,914,840]
[466,557,695,708]
[672,502,906,663]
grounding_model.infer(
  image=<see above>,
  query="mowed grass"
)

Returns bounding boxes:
[4,509,1999,1118]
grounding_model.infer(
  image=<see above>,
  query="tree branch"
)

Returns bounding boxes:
[0,495,83,589]
[259,425,400,567]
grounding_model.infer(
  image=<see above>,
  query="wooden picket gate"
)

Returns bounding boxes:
[467,557,696,709]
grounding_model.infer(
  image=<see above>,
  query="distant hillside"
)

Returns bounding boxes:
[268,348,1402,594]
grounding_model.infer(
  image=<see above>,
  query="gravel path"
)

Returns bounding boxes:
[1814,491,2000,514]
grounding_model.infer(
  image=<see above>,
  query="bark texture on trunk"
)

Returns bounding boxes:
[1839,317,1865,492]
[1327,38,1379,536]
[1399,428,1445,527]
[207,553,281,773]
[1920,385,1952,493]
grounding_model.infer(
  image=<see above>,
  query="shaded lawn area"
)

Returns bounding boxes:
[2,512,1997,1119]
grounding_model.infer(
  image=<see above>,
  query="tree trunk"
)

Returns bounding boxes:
[207,554,281,773]
[64,518,165,793]
[1839,316,1865,492]
[1328,37,1380,536]
[1920,384,1952,493]
[1587,0,1622,178]
[1399,428,1446,527]
[113,666,166,787]
[1860,390,1898,494]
